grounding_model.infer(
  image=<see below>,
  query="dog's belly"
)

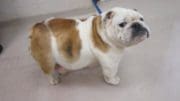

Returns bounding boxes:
[51,34,96,70]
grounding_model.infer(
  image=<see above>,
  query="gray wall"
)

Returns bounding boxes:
[0,0,92,22]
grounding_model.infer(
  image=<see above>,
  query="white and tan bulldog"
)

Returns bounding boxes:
[30,7,150,85]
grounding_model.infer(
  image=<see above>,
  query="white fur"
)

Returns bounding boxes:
[44,7,149,85]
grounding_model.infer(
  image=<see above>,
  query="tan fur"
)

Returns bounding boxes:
[92,16,109,52]
[48,18,81,62]
[30,22,55,74]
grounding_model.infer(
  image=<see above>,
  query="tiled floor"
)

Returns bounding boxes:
[0,0,180,101]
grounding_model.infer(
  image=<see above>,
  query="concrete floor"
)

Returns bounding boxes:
[0,0,180,101]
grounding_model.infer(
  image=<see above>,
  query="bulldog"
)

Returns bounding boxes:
[30,7,150,85]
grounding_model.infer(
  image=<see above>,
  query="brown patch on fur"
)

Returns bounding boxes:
[92,16,109,52]
[48,18,81,62]
[30,22,55,74]
[106,11,114,19]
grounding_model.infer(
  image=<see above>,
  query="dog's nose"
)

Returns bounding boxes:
[131,22,149,38]
[131,22,142,30]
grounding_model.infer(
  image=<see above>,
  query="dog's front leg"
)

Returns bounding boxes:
[101,63,120,85]
[98,56,121,85]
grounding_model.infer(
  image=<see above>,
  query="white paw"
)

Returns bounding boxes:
[48,74,61,85]
[104,76,120,85]
[49,78,60,85]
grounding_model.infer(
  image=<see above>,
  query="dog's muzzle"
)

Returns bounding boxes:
[131,22,149,38]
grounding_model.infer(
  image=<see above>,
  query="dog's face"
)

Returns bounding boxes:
[102,7,150,47]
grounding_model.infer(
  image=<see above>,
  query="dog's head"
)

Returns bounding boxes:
[101,7,150,47]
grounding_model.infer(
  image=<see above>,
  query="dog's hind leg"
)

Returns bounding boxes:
[30,22,61,85]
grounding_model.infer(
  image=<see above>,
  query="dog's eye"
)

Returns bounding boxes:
[140,18,144,21]
[119,22,127,27]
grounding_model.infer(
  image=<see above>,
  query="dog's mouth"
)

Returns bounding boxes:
[134,34,148,43]
[123,30,149,47]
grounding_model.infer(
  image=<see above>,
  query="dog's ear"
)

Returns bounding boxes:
[105,11,115,20]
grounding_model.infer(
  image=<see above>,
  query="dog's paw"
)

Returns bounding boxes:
[104,76,120,85]
[48,74,61,85]
[49,78,61,85]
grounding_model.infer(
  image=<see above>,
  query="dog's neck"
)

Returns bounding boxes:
[92,16,125,52]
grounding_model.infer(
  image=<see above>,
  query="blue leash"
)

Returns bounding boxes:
[92,0,102,14]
